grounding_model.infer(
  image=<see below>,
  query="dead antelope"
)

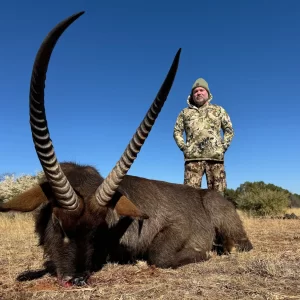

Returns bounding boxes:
[1,11,252,287]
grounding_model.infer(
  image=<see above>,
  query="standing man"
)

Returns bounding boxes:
[173,78,234,195]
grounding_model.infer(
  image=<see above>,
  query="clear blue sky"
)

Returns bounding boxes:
[1,0,299,194]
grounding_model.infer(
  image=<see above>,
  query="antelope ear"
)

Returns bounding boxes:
[0,183,49,212]
[113,195,149,219]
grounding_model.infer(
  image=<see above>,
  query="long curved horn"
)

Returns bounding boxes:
[95,48,181,206]
[29,12,85,210]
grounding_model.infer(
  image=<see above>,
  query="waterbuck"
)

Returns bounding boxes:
[1,11,252,287]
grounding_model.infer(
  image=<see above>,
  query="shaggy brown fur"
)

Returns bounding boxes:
[2,162,252,286]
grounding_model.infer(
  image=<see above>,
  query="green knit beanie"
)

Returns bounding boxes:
[191,78,210,95]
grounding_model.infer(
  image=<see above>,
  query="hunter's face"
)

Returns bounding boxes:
[192,87,209,107]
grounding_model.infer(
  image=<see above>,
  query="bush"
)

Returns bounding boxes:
[290,194,300,208]
[236,188,290,217]
[224,188,238,207]
[0,172,44,202]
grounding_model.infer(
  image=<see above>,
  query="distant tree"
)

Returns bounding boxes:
[234,181,291,216]
[236,181,290,195]
[290,193,300,208]
[236,189,290,217]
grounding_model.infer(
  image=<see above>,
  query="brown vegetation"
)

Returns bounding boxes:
[0,210,299,300]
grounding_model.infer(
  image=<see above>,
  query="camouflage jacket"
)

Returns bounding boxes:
[173,96,234,162]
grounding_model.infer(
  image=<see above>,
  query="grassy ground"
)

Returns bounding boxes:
[0,209,299,300]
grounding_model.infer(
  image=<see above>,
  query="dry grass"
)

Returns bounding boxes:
[0,210,300,300]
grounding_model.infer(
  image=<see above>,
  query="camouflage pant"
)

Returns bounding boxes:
[184,160,227,194]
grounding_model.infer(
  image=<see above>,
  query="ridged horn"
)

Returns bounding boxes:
[95,48,181,206]
[29,12,85,210]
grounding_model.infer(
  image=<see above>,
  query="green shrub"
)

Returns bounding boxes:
[236,188,290,217]
[290,194,300,208]
[224,188,238,207]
